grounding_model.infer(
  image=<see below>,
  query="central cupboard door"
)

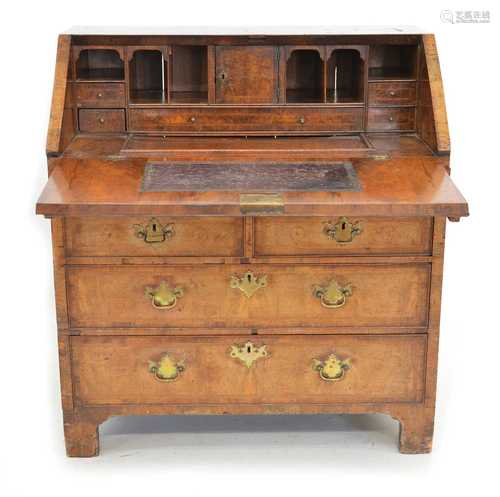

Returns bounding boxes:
[215,46,279,104]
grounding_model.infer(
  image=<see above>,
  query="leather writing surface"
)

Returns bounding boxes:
[141,162,361,192]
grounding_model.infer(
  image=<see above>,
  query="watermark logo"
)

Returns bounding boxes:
[441,10,491,23]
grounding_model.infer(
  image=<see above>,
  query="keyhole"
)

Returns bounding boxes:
[341,222,346,231]
[220,72,227,80]
[247,345,252,353]
[247,273,252,282]
[152,224,157,232]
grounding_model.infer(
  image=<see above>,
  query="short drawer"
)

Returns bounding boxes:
[128,107,363,133]
[254,217,433,256]
[65,217,244,257]
[368,82,417,106]
[78,109,126,133]
[367,107,415,131]
[71,334,426,405]
[67,264,430,329]
[73,83,126,107]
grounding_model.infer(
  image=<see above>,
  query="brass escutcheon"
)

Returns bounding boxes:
[230,341,268,368]
[313,352,351,382]
[323,216,362,244]
[148,353,185,382]
[230,271,268,298]
[313,278,352,309]
[145,281,184,310]
[133,217,175,243]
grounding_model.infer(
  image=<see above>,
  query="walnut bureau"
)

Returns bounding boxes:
[36,27,468,456]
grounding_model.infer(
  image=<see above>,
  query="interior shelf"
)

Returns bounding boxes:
[368,45,417,80]
[75,49,124,81]
[129,49,167,104]
[327,49,364,103]
[170,46,208,104]
[286,49,324,103]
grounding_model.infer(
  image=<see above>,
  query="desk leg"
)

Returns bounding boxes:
[63,414,100,457]
[393,405,435,454]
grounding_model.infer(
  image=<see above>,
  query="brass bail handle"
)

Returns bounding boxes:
[148,353,185,382]
[133,217,175,243]
[145,281,184,310]
[323,217,362,244]
[313,352,351,382]
[313,278,353,309]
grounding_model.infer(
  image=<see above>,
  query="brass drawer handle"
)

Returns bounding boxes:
[313,278,352,309]
[230,271,267,298]
[133,217,175,243]
[98,117,105,124]
[148,353,185,382]
[388,116,394,122]
[298,116,306,125]
[388,90,396,97]
[313,352,351,382]
[189,116,196,123]
[230,341,268,368]
[97,92,103,98]
[323,216,362,244]
[145,281,184,310]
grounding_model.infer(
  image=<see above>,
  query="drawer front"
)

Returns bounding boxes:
[67,264,430,329]
[65,217,244,257]
[367,107,415,131]
[71,334,426,405]
[368,82,417,106]
[128,107,363,133]
[78,109,126,133]
[254,217,433,256]
[73,83,126,107]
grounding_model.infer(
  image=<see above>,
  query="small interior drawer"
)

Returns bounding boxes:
[368,82,417,106]
[78,109,126,133]
[366,107,416,131]
[73,82,125,107]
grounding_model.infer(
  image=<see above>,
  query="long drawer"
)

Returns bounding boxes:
[128,107,364,133]
[254,217,433,256]
[65,217,244,257]
[66,264,430,329]
[71,334,426,405]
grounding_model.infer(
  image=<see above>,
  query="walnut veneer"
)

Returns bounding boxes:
[37,28,468,457]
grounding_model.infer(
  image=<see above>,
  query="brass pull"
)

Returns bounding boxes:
[97,92,103,98]
[230,271,267,298]
[388,116,394,122]
[145,281,184,310]
[313,278,352,309]
[323,216,362,244]
[313,352,351,382]
[230,341,268,368]
[189,116,196,123]
[298,116,306,125]
[388,90,396,97]
[133,217,175,243]
[148,353,185,382]
[98,117,105,124]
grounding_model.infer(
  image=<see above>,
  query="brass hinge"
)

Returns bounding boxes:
[239,193,284,215]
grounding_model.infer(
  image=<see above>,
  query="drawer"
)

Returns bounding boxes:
[367,107,415,131]
[128,107,363,133]
[67,264,430,329]
[65,217,244,257]
[73,83,126,107]
[78,109,126,133]
[368,82,417,106]
[71,334,426,405]
[254,217,433,256]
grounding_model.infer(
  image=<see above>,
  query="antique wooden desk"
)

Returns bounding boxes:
[37,27,468,456]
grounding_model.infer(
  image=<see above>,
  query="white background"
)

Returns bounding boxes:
[1,1,498,495]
